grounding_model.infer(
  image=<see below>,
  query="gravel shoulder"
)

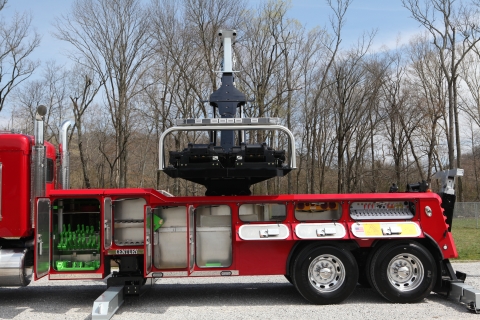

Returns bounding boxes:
[1,262,480,320]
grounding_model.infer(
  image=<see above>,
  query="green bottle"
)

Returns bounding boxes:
[65,234,71,250]
[57,234,63,250]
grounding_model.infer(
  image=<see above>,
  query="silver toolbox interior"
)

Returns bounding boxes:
[154,206,188,268]
[113,198,146,246]
[195,205,232,268]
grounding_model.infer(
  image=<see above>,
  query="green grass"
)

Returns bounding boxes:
[451,218,480,260]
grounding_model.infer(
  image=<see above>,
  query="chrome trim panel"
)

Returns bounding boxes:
[157,271,188,277]
[31,146,46,228]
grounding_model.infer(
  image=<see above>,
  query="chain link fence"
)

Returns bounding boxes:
[453,202,480,229]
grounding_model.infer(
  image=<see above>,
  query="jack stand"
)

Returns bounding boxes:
[91,277,153,319]
[449,281,480,313]
[91,286,124,320]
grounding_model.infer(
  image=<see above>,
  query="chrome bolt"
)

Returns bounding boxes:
[425,206,432,217]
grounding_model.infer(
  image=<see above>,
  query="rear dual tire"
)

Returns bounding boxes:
[292,245,358,304]
[369,241,436,303]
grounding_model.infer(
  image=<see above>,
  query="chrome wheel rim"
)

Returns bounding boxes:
[308,254,345,293]
[387,253,424,292]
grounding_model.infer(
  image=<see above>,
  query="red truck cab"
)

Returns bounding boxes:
[0,132,56,238]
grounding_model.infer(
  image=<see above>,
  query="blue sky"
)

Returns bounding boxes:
[4,0,419,67]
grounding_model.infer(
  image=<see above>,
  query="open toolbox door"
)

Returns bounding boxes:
[188,205,195,274]
[35,198,51,279]
[104,197,112,250]
[144,206,152,276]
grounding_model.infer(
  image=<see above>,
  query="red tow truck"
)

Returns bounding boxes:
[0,30,478,319]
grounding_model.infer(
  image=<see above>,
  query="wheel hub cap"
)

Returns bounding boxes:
[319,267,333,280]
[308,254,345,293]
[387,253,424,292]
[396,265,410,279]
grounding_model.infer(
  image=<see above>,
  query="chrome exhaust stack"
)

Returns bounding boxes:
[59,120,73,190]
[34,105,47,146]
[31,105,47,228]
[57,120,73,234]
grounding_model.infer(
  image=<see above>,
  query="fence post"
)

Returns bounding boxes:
[477,202,479,229]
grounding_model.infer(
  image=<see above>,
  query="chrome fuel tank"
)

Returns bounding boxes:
[0,248,33,286]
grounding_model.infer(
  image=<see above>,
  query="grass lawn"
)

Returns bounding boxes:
[451,218,480,260]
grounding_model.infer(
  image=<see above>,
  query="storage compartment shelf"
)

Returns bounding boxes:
[196,205,232,268]
[113,198,146,247]
[157,227,187,233]
[55,260,101,271]
[61,211,100,214]
[56,249,98,254]
[154,206,188,269]
[52,198,102,272]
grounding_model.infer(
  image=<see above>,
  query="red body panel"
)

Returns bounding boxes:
[0,134,32,238]
[235,240,295,275]
[20,182,459,279]
[0,134,56,238]
[47,188,458,279]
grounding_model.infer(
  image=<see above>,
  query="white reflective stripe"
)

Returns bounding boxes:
[295,223,346,239]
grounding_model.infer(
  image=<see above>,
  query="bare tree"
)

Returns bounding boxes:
[305,0,352,194]
[54,0,155,187]
[0,0,40,112]
[407,35,447,180]
[459,51,480,127]
[328,32,375,193]
[68,63,103,188]
[11,61,70,143]
[402,0,480,200]
[10,79,44,133]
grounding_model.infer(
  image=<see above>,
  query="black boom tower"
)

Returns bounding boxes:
[160,30,294,195]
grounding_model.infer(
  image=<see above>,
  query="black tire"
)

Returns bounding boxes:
[292,245,358,304]
[358,250,374,288]
[369,241,436,303]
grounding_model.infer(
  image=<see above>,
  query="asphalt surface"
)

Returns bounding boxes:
[1,262,480,320]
